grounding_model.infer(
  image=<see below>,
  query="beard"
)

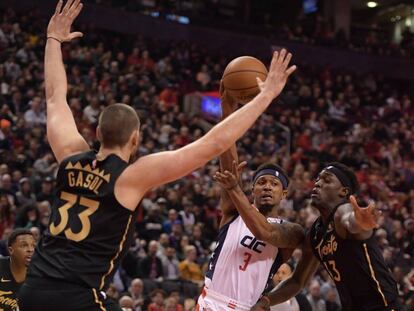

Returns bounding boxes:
[258,203,274,215]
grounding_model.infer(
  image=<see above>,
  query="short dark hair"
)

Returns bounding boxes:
[8,228,33,247]
[325,162,359,196]
[252,163,289,188]
[98,103,140,148]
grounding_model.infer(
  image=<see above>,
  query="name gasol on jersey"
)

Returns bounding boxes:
[65,162,111,194]
[240,235,266,253]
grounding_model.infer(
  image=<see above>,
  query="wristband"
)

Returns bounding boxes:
[47,36,62,43]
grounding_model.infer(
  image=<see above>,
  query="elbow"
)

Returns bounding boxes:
[294,224,306,246]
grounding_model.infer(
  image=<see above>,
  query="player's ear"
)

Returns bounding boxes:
[339,187,349,198]
[8,246,13,256]
[96,126,102,142]
[130,130,139,147]
[282,189,288,199]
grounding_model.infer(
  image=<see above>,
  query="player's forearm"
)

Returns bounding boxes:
[219,99,239,172]
[226,186,272,240]
[45,39,67,103]
[202,91,273,158]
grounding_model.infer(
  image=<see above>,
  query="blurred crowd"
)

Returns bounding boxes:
[1,6,414,311]
[90,0,414,58]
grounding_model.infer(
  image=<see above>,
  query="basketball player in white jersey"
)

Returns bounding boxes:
[196,95,304,311]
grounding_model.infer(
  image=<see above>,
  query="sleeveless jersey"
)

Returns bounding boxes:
[309,206,400,311]
[0,257,20,311]
[28,151,138,290]
[204,215,284,306]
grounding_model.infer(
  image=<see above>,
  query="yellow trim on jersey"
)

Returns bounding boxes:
[92,288,107,311]
[363,243,388,307]
[99,215,132,289]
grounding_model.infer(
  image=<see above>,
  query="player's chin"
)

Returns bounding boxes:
[258,203,273,214]
[310,195,320,207]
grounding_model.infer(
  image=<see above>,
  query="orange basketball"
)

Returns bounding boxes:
[222,56,268,104]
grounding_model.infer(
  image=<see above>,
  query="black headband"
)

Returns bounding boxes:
[252,168,289,189]
[323,165,355,194]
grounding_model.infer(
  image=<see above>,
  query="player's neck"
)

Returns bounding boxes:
[97,145,130,163]
[319,200,341,224]
[263,207,278,218]
[9,258,27,283]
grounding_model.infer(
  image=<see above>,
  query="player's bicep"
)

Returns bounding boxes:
[47,101,89,163]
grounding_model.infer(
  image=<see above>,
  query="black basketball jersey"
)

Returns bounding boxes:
[28,151,138,290]
[0,257,21,311]
[309,205,400,311]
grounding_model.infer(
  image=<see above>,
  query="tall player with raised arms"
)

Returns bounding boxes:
[18,1,297,310]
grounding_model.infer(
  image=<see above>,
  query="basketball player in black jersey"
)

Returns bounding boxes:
[18,1,297,310]
[252,162,401,311]
[0,229,35,311]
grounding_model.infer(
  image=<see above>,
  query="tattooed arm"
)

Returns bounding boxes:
[214,162,304,249]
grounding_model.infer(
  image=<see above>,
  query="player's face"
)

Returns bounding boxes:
[9,234,36,267]
[311,170,345,209]
[252,175,286,214]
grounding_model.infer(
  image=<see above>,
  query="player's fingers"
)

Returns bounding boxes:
[349,195,359,211]
[285,65,297,76]
[367,200,376,211]
[63,0,75,14]
[237,161,247,171]
[268,51,279,74]
[55,0,64,15]
[70,1,83,19]
[68,32,83,40]
[282,52,292,70]
[70,0,81,10]
[279,49,287,64]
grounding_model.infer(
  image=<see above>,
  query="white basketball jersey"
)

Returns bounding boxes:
[204,215,284,307]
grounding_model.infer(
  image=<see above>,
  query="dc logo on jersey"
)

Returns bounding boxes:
[240,235,266,253]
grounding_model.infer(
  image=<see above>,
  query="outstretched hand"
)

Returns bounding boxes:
[350,195,381,231]
[256,49,296,100]
[213,160,247,190]
[47,0,84,43]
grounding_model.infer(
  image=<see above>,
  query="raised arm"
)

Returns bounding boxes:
[121,49,297,203]
[45,0,89,163]
[335,195,380,240]
[219,90,240,225]
[251,234,320,310]
[214,161,304,249]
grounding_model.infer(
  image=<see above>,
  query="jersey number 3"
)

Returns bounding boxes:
[239,252,252,271]
[50,191,99,242]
